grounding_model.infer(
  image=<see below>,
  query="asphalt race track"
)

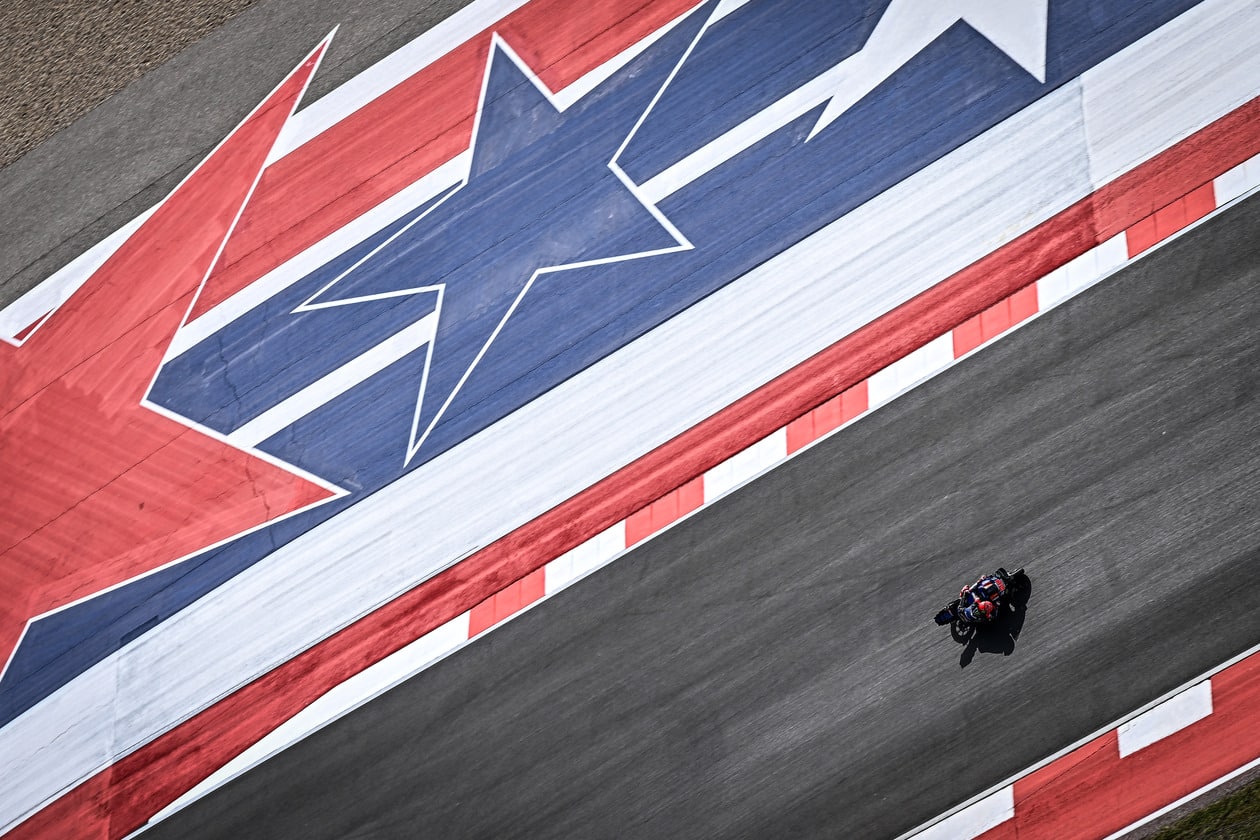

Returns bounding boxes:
[139,184,1260,837]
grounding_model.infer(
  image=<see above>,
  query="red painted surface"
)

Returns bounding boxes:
[1158,192,1190,236]
[953,315,986,357]
[191,0,698,320]
[1091,94,1260,239]
[12,68,1257,840]
[978,298,1013,343]
[11,315,44,342]
[626,476,704,544]
[786,382,869,454]
[1183,181,1217,221]
[1009,284,1039,325]
[974,819,1019,840]
[0,50,332,675]
[522,564,547,605]
[1127,180,1219,257]
[1126,213,1160,256]
[955,285,1042,356]
[468,567,547,636]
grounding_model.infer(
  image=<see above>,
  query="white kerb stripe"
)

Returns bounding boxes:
[1035,234,1128,309]
[867,333,953,406]
[544,523,628,595]
[703,429,788,501]
[1071,233,1128,289]
[1213,151,1260,206]
[910,785,1014,840]
[1117,680,1213,758]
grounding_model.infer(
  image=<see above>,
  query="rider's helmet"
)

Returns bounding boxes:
[976,600,996,620]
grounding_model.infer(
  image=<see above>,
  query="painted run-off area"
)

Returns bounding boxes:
[7,1,1260,837]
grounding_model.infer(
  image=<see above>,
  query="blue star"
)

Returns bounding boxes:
[301,16,710,462]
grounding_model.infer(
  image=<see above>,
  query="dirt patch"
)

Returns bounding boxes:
[0,0,262,168]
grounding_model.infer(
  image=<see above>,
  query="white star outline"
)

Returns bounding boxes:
[153,0,1049,461]
[293,7,717,467]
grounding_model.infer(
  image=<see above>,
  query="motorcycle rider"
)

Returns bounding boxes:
[958,571,1008,623]
[960,598,996,623]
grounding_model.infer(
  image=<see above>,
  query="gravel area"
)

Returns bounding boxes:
[0,0,262,169]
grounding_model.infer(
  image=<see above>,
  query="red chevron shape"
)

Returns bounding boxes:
[0,42,336,676]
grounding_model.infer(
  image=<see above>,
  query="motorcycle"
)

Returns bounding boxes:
[934,567,1027,628]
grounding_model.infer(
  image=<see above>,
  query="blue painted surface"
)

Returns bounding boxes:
[150,193,453,433]
[622,0,892,180]
[0,0,1208,726]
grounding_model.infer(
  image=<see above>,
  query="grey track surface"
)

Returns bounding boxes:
[0,0,476,310]
[141,187,1260,837]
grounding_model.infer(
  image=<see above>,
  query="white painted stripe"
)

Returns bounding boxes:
[1081,0,1260,187]
[1117,680,1213,758]
[1037,233,1129,308]
[166,155,467,359]
[1073,234,1129,291]
[1213,151,1260,206]
[641,0,1048,203]
[227,312,439,447]
[703,429,789,501]
[868,334,954,406]
[544,523,628,595]
[1034,264,1071,310]
[912,786,1014,840]
[7,3,1260,828]
[0,210,153,347]
[1060,245,1100,297]
[168,9,698,359]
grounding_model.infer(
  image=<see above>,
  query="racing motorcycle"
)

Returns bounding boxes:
[933,567,1027,628]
